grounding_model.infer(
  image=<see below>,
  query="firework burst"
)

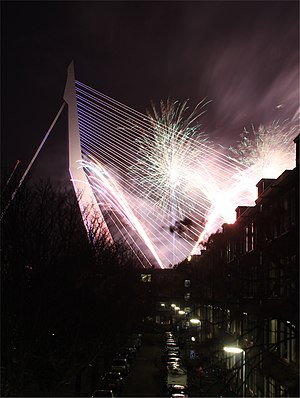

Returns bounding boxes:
[192,119,299,249]
[232,120,298,175]
[131,99,210,222]
[74,80,298,267]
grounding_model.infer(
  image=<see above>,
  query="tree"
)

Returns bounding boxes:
[1,179,146,396]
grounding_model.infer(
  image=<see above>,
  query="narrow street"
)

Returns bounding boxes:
[121,333,165,397]
[79,330,233,398]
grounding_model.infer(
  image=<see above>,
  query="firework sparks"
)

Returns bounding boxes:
[131,99,210,222]
[232,120,297,175]
[191,119,298,252]
[75,80,297,267]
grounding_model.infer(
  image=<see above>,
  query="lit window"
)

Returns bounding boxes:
[245,226,249,252]
[141,273,151,282]
[269,319,278,346]
[245,224,254,252]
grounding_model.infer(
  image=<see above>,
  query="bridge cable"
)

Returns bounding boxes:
[0,102,66,222]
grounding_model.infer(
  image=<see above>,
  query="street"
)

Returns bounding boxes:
[121,333,165,397]
[120,331,235,398]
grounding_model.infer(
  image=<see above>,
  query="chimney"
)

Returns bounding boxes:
[256,179,275,197]
[294,134,299,168]
[235,206,249,220]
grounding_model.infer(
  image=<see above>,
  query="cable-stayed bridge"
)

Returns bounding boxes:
[64,62,212,268]
[3,62,297,269]
[63,63,246,269]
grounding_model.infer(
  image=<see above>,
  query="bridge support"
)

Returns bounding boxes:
[63,61,113,242]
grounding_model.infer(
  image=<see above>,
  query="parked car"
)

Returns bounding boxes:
[127,346,137,357]
[115,349,131,362]
[128,333,142,348]
[165,344,179,350]
[166,364,188,391]
[117,346,136,362]
[165,341,178,347]
[111,358,129,375]
[165,348,180,356]
[101,372,123,393]
[168,384,188,396]
[166,357,182,367]
[91,389,115,397]
[162,352,181,363]
[166,338,176,344]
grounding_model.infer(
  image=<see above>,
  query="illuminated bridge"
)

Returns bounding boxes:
[63,63,297,269]
[63,62,214,268]
[4,62,296,269]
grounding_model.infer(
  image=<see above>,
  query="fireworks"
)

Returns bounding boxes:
[74,80,297,267]
[227,119,298,209]
[130,99,210,221]
[191,119,298,250]
[231,120,297,175]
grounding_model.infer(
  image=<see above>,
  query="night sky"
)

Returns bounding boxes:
[1,0,299,182]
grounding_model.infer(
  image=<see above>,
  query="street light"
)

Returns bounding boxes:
[171,305,181,332]
[185,318,201,361]
[190,318,201,325]
[190,319,201,342]
[223,346,245,397]
[223,346,244,354]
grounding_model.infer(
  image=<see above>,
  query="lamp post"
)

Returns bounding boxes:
[223,346,245,397]
[186,318,201,361]
[190,318,201,341]
[170,304,177,326]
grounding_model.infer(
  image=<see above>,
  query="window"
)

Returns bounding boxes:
[248,367,257,396]
[245,223,255,252]
[224,309,231,332]
[291,326,296,362]
[280,321,288,360]
[184,293,191,301]
[269,377,276,397]
[184,279,190,287]
[159,302,167,310]
[250,222,255,250]
[267,377,285,397]
[245,226,249,252]
[242,312,249,341]
[226,241,235,262]
[269,319,278,346]
[141,273,151,282]
[279,322,297,363]
[280,385,289,397]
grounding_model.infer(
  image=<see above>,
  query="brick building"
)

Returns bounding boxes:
[147,135,299,396]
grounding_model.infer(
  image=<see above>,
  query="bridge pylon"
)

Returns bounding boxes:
[63,61,113,243]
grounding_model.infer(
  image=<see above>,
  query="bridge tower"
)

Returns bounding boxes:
[63,62,113,242]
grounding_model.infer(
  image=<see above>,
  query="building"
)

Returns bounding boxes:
[147,135,299,396]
